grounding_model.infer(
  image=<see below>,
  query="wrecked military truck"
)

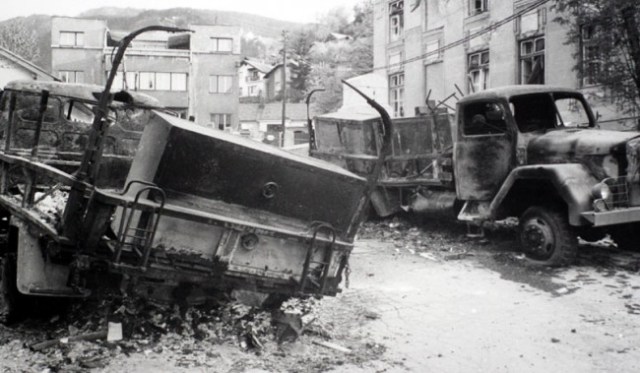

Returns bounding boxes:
[311,85,640,266]
[0,29,388,322]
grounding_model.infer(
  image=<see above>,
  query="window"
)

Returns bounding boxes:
[389,1,404,42]
[463,101,507,136]
[520,37,545,84]
[468,51,489,93]
[510,94,556,132]
[59,31,84,47]
[581,25,601,87]
[469,0,487,16]
[555,96,590,127]
[210,113,232,130]
[425,40,441,63]
[209,75,234,94]
[389,72,404,118]
[138,72,187,91]
[211,37,233,52]
[59,71,84,84]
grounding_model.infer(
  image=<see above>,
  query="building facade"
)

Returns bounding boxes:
[373,0,622,124]
[51,17,241,129]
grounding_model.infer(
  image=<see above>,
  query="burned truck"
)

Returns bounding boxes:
[0,28,387,322]
[312,85,640,266]
[0,79,375,321]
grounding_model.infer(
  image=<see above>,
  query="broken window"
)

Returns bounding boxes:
[469,0,488,16]
[467,50,489,93]
[211,37,233,52]
[519,37,545,84]
[209,75,234,94]
[389,1,404,42]
[462,101,507,136]
[389,72,405,118]
[510,94,556,132]
[59,71,84,84]
[581,25,601,87]
[60,31,84,47]
[555,96,590,127]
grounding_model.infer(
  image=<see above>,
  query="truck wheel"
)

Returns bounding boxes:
[519,206,578,266]
[0,255,26,324]
[610,224,640,251]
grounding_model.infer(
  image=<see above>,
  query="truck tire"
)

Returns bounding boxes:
[519,206,578,266]
[0,255,27,324]
[610,224,640,251]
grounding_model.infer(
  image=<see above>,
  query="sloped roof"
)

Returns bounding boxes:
[239,102,310,122]
[241,57,273,74]
[0,47,57,81]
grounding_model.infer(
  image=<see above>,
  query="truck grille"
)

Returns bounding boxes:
[603,177,629,208]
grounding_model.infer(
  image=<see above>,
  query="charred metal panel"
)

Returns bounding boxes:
[488,164,597,226]
[527,129,637,166]
[454,135,514,200]
[129,112,367,236]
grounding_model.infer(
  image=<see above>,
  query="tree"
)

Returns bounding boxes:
[288,29,316,103]
[554,0,640,116]
[0,18,40,63]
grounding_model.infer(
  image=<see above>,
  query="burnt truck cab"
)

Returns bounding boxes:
[455,85,640,264]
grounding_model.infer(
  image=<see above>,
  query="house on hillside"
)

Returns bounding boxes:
[371,0,634,127]
[262,61,298,102]
[0,47,57,88]
[238,102,310,147]
[238,57,272,99]
[51,17,242,128]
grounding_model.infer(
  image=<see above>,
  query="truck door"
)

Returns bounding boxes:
[454,100,515,200]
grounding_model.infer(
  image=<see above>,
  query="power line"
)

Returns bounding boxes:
[372,0,551,73]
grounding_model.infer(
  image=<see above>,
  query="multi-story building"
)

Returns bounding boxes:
[51,17,241,129]
[373,0,624,124]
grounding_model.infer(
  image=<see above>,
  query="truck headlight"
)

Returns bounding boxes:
[592,182,612,211]
[592,182,611,200]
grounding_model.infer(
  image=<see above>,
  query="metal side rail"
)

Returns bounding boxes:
[113,180,166,268]
[299,222,337,294]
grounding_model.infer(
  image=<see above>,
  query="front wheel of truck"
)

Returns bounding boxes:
[519,206,578,266]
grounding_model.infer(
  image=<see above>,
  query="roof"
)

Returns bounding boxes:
[0,47,57,81]
[239,102,309,122]
[241,58,273,74]
[4,80,163,109]
[459,85,581,103]
[264,61,299,79]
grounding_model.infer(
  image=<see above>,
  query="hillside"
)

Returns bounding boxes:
[0,7,306,73]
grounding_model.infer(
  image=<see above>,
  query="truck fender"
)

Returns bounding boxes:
[12,217,80,297]
[489,164,597,226]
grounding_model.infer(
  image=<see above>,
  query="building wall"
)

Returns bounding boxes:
[50,18,241,127]
[373,0,586,118]
[0,56,37,87]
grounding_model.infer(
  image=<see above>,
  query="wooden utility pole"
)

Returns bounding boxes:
[281,30,288,147]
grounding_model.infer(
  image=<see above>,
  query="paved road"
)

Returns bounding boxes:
[328,238,640,373]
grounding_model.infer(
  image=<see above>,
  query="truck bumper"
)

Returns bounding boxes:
[581,207,640,227]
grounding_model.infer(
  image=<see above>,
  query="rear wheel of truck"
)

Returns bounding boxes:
[519,206,578,266]
[0,255,27,324]
[610,224,640,251]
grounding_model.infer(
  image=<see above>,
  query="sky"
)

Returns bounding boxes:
[1,0,363,23]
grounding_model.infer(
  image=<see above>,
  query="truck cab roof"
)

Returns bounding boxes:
[458,85,582,104]
[3,80,163,109]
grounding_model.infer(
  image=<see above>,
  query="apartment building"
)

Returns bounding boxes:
[373,0,621,123]
[51,17,241,129]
